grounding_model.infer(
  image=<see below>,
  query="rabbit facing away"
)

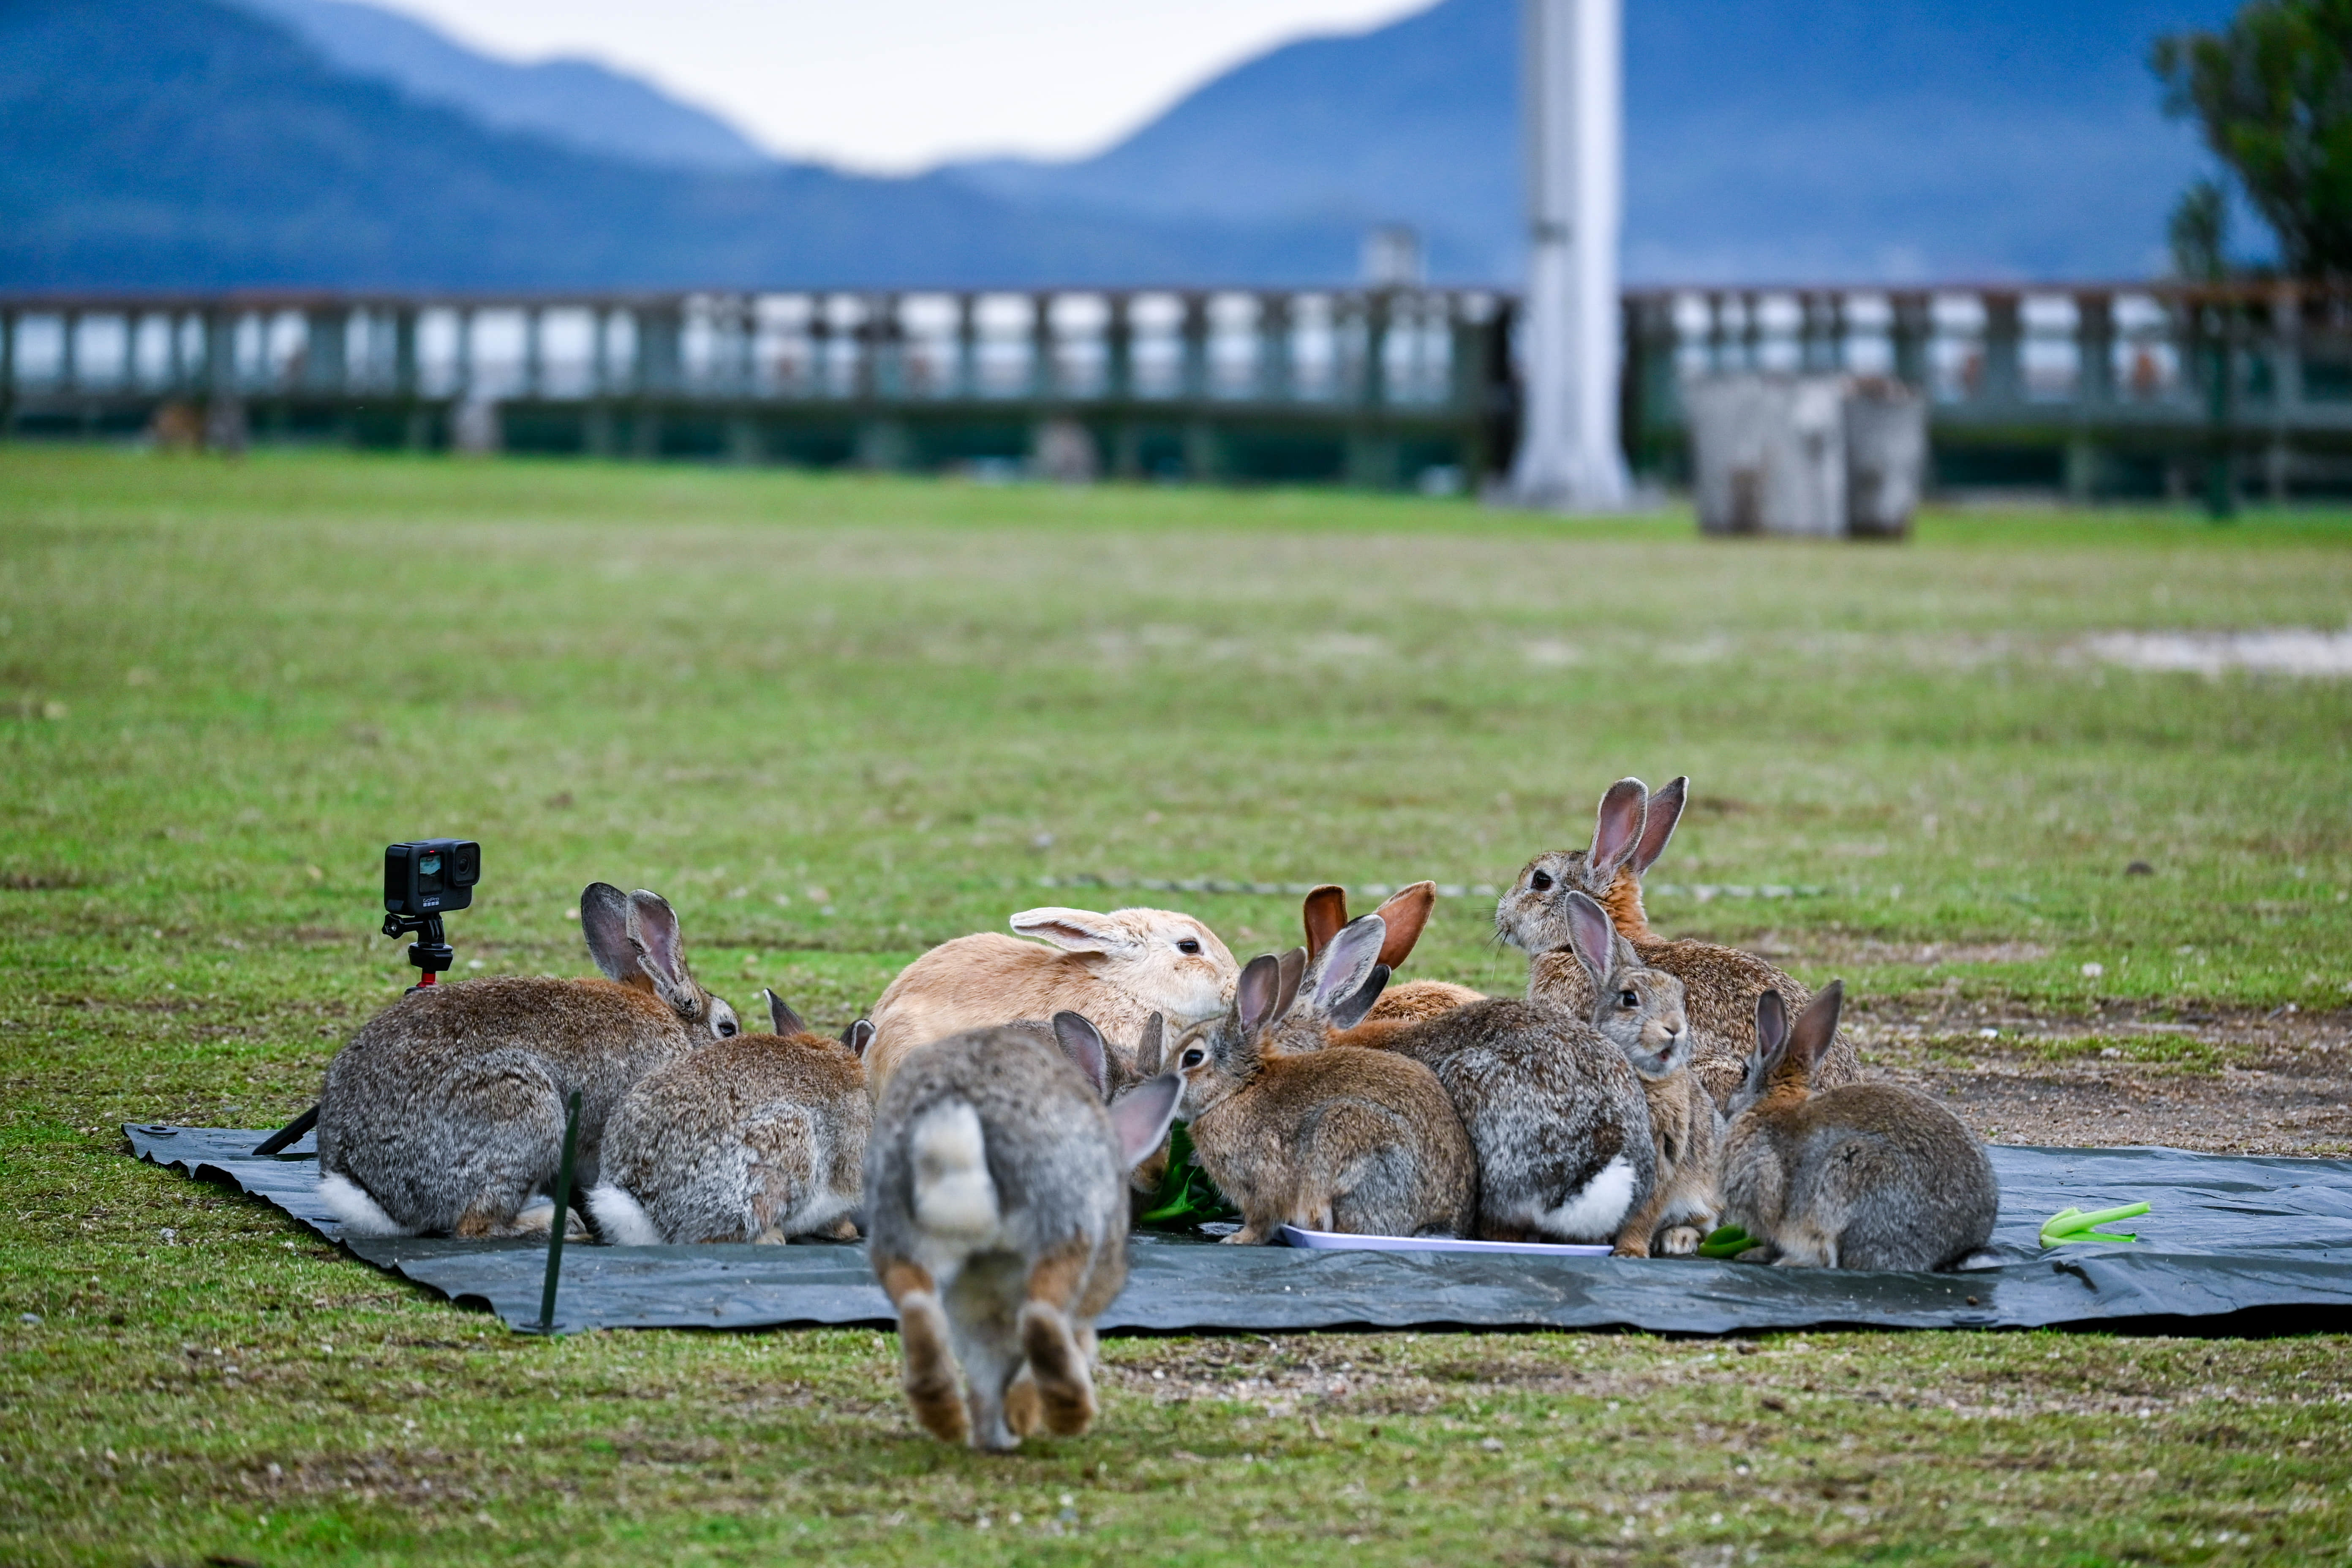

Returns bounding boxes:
[1302,882,1483,1024]
[865,1021,1181,1451]
[1500,775,1859,1107]
[1043,1009,1179,1195]
[1168,915,1478,1245]
[585,993,872,1245]
[1721,983,1997,1271]
[865,906,1237,1101]
[317,884,740,1238]
[1321,896,1663,1245]
[1551,893,1722,1257]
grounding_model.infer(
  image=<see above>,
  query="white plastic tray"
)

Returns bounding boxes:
[1277,1225,1613,1257]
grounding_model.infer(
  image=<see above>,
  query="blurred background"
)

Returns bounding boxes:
[1,0,2341,507]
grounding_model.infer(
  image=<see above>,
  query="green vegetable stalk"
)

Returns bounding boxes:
[1697,1224,1754,1259]
[2039,1202,2150,1249]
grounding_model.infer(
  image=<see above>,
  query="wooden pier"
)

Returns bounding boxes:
[3,280,2348,497]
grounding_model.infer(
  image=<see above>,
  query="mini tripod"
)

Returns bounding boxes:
[382,909,455,988]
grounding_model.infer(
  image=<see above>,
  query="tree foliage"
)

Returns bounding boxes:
[2155,0,2352,279]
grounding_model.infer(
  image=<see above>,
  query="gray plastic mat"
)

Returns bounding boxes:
[128,1124,2352,1337]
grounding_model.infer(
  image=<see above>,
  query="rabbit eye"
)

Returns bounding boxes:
[1176,938,1201,955]
[1619,990,1639,1008]
[718,1018,738,1037]
[1181,1048,1206,1068]
[1530,870,1553,893]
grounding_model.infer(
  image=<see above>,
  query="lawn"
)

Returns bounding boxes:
[1,446,2347,1565]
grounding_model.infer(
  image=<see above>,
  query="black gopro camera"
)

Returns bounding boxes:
[384,838,480,917]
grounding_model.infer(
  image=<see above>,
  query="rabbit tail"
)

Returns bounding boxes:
[318,1171,413,1238]
[1533,1153,1640,1241]
[585,1182,664,1247]
[909,1100,999,1239]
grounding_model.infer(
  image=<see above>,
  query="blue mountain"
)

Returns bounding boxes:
[229,0,772,172]
[949,0,2250,283]
[0,0,1354,290]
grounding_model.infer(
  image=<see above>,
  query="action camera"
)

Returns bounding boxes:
[384,838,480,917]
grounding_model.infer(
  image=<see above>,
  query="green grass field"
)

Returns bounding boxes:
[2,447,2348,1565]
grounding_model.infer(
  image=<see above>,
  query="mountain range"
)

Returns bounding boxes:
[0,0,2251,292]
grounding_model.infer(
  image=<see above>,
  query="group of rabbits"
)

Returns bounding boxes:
[309,775,1998,1451]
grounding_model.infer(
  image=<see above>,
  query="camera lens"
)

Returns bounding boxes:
[452,843,480,885]
[418,852,442,878]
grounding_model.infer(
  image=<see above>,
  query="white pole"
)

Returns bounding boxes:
[1509,0,1629,510]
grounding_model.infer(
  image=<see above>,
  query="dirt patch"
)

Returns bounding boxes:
[1848,999,2352,1155]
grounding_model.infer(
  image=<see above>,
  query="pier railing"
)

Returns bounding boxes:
[0,287,1513,487]
[3,280,2346,495]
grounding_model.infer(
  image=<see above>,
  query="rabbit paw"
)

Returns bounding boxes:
[1611,1239,1651,1258]
[1658,1226,1704,1256]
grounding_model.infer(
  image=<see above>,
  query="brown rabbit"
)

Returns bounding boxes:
[1721,983,1996,1271]
[1498,776,1859,1107]
[865,906,1237,1100]
[1168,917,1477,1245]
[586,993,871,1245]
[1043,1010,1180,1195]
[316,884,739,1237]
[1301,882,1483,1025]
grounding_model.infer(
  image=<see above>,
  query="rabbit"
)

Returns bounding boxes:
[316,884,740,1238]
[1042,1009,1180,1195]
[865,1021,1182,1451]
[585,992,872,1245]
[1499,775,1860,1108]
[865,906,1237,1100]
[1315,899,1661,1245]
[1166,915,1477,1245]
[1549,893,1723,1257]
[1301,881,1483,1024]
[1720,982,1997,1271]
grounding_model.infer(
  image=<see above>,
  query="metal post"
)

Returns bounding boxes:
[1890,292,1932,391]
[1178,294,1210,403]
[536,1089,584,1333]
[1980,292,2022,405]
[1104,294,1134,403]
[1029,293,1057,401]
[1509,0,1629,509]
[1256,293,1293,403]
[953,294,978,400]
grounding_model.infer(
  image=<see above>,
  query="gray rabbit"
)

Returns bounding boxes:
[865,1020,1181,1451]
[586,993,871,1245]
[1554,892,1722,1256]
[316,883,738,1237]
[1331,898,1663,1244]
[1720,982,1998,1270]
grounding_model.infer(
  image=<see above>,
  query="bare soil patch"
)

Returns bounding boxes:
[1848,999,2352,1155]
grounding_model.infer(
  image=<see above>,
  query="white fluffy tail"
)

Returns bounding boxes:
[910,1101,999,1238]
[318,1172,413,1237]
[1533,1153,1639,1242]
[585,1182,665,1247]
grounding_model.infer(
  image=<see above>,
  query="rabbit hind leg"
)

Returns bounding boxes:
[1018,1241,1100,1436]
[877,1258,967,1444]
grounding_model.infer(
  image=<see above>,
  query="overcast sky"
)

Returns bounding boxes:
[369,0,1430,172]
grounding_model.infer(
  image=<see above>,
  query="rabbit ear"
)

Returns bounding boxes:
[1371,882,1437,969]
[1135,1012,1165,1076]
[764,989,807,1036]
[1312,914,1388,1014]
[1331,963,1391,1029]
[1273,946,1308,1022]
[1779,980,1844,1086]
[1302,885,1349,960]
[1632,776,1688,875]
[1590,778,1650,877]
[1563,890,1618,988]
[1051,1011,1111,1097]
[1010,907,1140,956]
[580,883,639,982]
[626,890,698,1014]
[1108,1072,1184,1169]
[1237,953,1285,1034]
[841,1018,876,1057]
[1753,988,1788,1062]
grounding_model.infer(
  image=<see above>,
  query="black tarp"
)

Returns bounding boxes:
[128,1124,2352,1337]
